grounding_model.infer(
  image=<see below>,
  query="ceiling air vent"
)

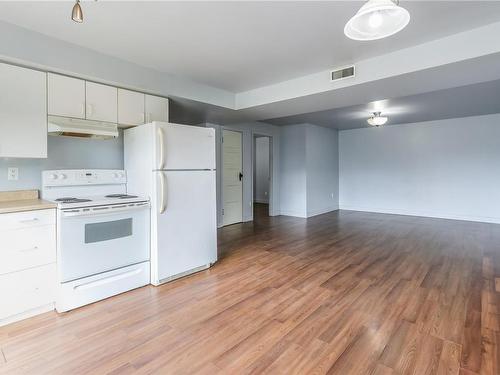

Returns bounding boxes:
[330,65,355,82]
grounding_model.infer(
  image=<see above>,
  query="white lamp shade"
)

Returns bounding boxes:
[345,0,410,41]
[367,113,388,126]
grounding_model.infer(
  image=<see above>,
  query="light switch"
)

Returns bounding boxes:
[8,167,18,181]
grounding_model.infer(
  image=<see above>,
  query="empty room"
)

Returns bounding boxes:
[1,1,500,374]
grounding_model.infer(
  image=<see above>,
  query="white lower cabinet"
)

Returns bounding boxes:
[0,209,57,326]
[0,264,56,325]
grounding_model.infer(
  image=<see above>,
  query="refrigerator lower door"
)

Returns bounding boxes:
[151,170,217,285]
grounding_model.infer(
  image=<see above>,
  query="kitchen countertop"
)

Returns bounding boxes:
[0,190,56,214]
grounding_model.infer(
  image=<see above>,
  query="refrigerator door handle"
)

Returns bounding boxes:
[157,127,165,170]
[159,172,167,214]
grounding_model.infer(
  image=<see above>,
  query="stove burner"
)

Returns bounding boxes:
[55,197,93,203]
[105,194,139,199]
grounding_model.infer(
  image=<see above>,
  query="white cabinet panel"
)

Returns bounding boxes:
[0,209,55,231]
[118,89,145,126]
[0,225,56,275]
[145,94,169,123]
[48,73,85,119]
[0,264,56,322]
[0,63,47,158]
[0,209,56,326]
[86,81,118,123]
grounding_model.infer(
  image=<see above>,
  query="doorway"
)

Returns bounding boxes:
[253,135,272,221]
[222,129,243,226]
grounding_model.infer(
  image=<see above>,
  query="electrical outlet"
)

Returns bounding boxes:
[8,167,19,181]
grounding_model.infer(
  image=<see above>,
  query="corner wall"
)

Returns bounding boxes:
[279,124,307,217]
[306,124,339,217]
[279,123,339,218]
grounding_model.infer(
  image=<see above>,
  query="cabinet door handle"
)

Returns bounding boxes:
[87,104,94,117]
[19,218,40,224]
[19,246,39,253]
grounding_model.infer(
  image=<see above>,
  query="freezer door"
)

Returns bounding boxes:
[155,122,216,170]
[151,170,217,284]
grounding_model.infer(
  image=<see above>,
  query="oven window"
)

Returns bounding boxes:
[85,218,133,244]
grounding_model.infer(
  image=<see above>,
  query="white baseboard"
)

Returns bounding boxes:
[339,205,500,224]
[279,210,308,218]
[307,206,339,218]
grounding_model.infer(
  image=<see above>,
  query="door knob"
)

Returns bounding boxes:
[239,172,243,181]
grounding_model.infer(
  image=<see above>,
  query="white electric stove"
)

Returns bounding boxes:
[42,169,151,312]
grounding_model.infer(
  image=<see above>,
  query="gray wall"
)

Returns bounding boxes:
[306,124,339,217]
[0,134,123,191]
[339,113,500,224]
[254,136,270,204]
[279,125,307,217]
[279,123,339,218]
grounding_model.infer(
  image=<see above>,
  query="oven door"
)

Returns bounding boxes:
[58,202,150,282]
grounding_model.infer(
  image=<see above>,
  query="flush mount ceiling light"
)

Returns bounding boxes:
[367,112,388,127]
[344,0,410,41]
[72,0,83,23]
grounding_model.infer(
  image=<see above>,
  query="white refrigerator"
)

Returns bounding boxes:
[124,122,217,286]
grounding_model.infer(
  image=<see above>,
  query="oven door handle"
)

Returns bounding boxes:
[61,203,150,218]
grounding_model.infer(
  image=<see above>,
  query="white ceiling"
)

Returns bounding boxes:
[1,1,500,92]
[264,79,500,129]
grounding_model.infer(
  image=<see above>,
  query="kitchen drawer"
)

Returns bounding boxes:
[0,225,56,275]
[0,209,55,231]
[0,263,56,321]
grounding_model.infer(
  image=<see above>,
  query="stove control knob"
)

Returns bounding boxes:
[59,174,67,180]
[119,172,125,178]
[50,173,58,180]
[113,172,120,179]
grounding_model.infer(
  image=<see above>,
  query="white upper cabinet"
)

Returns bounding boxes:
[118,89,145,127]
[48,73,85,119]
[0,63,47,158]
[86,82,118,123]
[145,94,169,123]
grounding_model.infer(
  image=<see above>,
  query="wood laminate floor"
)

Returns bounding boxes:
[1,209,499,374]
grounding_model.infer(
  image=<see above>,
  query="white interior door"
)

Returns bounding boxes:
[153,171,217,284]
[222,130,243,226]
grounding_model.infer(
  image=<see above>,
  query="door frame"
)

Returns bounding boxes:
[221,128,244,227]
[252,132,274,218]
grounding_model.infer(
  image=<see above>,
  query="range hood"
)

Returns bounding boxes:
[48,115,119,140]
